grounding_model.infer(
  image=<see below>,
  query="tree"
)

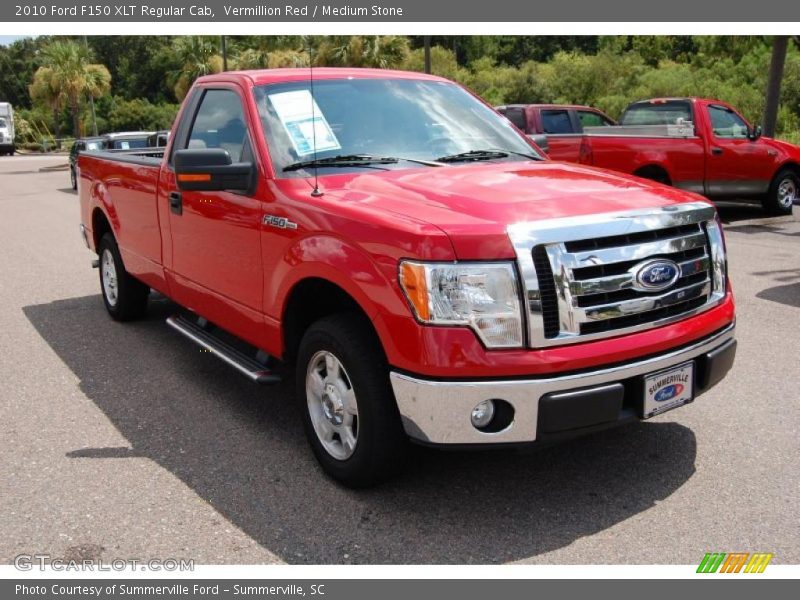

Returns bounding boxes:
[37,40,111,137]
[29,66,64,140]
[169,36,225,101]
[314,36,409,68]
[88,36,177,103]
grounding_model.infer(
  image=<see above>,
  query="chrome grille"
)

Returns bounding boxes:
[507,203,728,348]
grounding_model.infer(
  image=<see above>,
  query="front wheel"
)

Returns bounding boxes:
[98,233,150,321]
[763,168,798,216]
[296,314,407,487]
[70,166,77,190]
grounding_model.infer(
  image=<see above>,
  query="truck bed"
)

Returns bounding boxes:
[83,147,165,166]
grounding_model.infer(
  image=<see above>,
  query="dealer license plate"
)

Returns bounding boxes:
[643,361,694,419]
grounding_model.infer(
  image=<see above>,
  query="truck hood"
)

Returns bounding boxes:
[318,161,709,259]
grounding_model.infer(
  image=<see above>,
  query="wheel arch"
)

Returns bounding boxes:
[633,163,673,185]
[281,277,384,365]
[91,207,113,250]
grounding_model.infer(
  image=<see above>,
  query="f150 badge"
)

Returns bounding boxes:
[264,215,298,230]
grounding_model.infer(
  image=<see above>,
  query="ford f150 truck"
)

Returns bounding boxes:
[78,69,736,487]
[501,98,800,216]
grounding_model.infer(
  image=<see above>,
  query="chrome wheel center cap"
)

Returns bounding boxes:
[322,383,344,425]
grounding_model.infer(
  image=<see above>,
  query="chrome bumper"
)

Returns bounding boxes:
[390,323,735,445]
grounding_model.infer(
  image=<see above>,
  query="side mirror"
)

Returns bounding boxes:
[174,148,255,193]
[748,125,763,141]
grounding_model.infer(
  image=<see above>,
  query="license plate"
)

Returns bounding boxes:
[643,361,694,419]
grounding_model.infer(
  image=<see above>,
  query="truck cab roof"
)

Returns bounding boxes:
[195,67,450,87]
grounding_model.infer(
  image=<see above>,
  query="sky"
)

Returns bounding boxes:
[0,35,35,46]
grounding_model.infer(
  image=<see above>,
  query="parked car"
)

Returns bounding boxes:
[147,130,170,148]
[495,103,616,160]
[0,102,15,155]
[78,69,736,487]
[102,131,153,150]
[69,137,105,190]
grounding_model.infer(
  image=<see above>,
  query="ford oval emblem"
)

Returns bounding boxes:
[633,259,680,292]
[654,383,684,402]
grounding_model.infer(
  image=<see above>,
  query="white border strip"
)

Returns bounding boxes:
[1,565,799,579]
[6,22,800,35]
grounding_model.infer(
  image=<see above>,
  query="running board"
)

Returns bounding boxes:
[166,315,281,384]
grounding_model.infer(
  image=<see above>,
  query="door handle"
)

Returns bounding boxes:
[711,147,724,156]
[169,191,182,215]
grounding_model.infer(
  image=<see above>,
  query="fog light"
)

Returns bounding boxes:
[471,399,496,429]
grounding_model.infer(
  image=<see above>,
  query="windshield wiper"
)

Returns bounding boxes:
[283,154,444,172]
[435,148,543,163]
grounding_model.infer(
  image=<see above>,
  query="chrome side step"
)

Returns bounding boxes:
[166,315,281,384]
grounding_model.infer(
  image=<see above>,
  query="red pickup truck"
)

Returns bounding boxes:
[495,103,616,162]
[78,69,736,487]
[501,98,800,215]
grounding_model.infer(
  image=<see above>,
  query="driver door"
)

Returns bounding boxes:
[164,86,266,343]
[704,104,775,197]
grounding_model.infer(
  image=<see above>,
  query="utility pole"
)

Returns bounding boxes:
[84,35,98,137]
[423,36,431,74]
[763,36,788,138]
[221,36,228,71]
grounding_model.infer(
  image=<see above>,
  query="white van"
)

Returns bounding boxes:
[0,103,14,155]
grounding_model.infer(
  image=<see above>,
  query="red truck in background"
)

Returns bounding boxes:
[495,103,616,161]
[78,69,736,487]
[498,97,800,215]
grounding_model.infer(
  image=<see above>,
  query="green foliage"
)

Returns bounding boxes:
[97,96,179,133]
[314,36,409,68]
[2,35,800,143]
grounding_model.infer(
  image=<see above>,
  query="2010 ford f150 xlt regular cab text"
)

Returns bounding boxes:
[78,69,736,487]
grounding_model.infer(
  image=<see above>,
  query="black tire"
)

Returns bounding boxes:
[98,233,149,321]
[296,313,407,487]
[70,166,77,190]
[763,168,798,216]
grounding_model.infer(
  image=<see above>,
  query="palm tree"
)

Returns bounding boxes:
[29,66,65,141]
[37,40,111,138]
[234,36,310,70]
[169,36,225,101]
[315,36,409,69]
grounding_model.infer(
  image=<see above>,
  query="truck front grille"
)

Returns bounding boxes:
[508,202,728,348]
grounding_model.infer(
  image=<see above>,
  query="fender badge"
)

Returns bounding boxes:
[263,215,298,230]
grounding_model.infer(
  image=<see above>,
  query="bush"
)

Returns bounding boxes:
[96,96,179,133]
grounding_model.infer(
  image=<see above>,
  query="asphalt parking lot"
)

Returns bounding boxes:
[1,154,798,565]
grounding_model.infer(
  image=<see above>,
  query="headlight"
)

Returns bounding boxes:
[399,260,524,348]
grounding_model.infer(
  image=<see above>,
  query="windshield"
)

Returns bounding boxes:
[253,78,541,177]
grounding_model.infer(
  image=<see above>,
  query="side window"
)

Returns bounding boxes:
[187,89,248,161]
[541,110,574,134]
[578,110,613,128]
[504,107,528,132]
[708,105,749,139]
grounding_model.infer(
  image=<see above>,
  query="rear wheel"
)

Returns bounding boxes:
[296,313,407,487]
[98,233,149,321]
[763,168,798,216]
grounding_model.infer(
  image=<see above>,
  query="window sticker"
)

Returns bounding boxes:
[120,141,130,149]
[268,90,341,156]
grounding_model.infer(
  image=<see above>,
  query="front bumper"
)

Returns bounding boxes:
[390,323,736,446]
